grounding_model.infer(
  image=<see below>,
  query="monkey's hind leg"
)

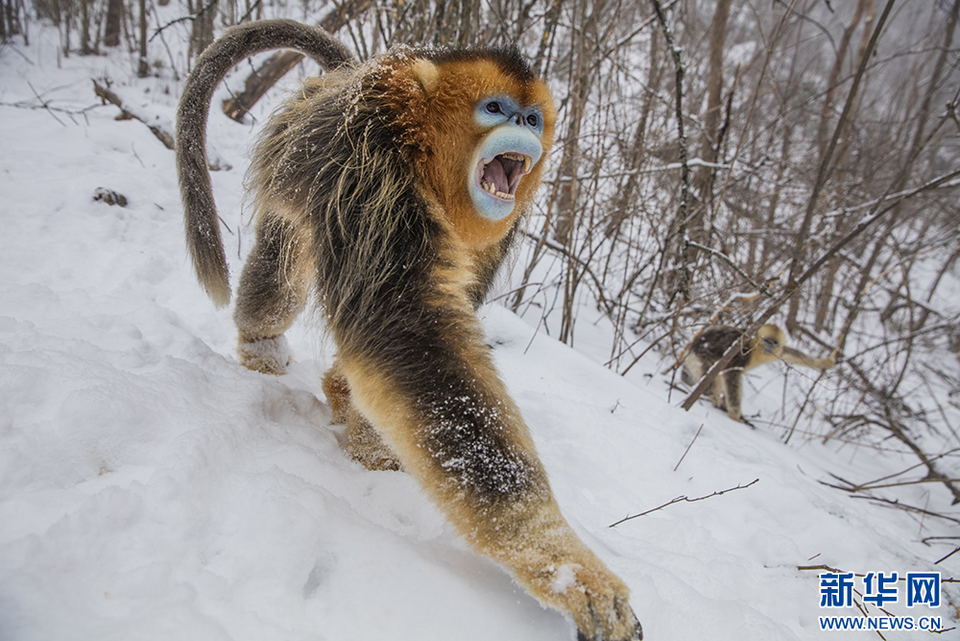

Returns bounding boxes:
[234,214,313,375]
[707,377,727,412]
[721,369,745,423]
[321,362,402,471]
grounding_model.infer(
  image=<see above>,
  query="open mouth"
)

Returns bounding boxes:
[476,152,533,201]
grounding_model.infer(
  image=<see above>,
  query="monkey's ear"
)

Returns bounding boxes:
[412,58,440,95]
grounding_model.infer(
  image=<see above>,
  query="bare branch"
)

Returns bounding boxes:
[681,166,960,413]
[649,0,692,303]
[92,78,174,150]
[673,423,704,472]
[609,479,759,527]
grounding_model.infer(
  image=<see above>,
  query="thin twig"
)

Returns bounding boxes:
[237,0,263,23]
[27,81,66,127]
[935,547,960,565]
[150,0,218,42]
[687,241,764,292]
[6,44,35,64]
[798,563,846,574]
[847,494,960,525]
[673,423,704,472]
[824,468,960,493]
[823,449,960,494]
[610,478,759,527]
[522,230,615,316]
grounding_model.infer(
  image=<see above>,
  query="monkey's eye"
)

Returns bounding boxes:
[526,114,539,128]
[475,96,527,130]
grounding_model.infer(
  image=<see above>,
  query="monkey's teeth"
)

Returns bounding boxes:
[481,179,514,200]
[500,152,531,173]
[478,153,532,201]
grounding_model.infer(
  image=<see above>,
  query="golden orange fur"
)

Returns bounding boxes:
[177,20,640,641]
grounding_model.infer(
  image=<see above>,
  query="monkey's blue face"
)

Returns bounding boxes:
[470,96,545,220]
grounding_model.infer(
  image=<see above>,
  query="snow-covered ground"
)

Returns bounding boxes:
[1,26,957,640]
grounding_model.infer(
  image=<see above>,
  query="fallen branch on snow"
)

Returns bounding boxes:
[609,478,759,527]
[93,78,175,150]
[92,78,231,171]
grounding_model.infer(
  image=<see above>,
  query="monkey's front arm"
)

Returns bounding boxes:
[332,306,641,641]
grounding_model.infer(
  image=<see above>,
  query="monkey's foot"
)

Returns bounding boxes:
[237,335,291,375]
[321,364,351,423]
[344,413,402,472]
[321,363,403,471]
[344,439,402,471]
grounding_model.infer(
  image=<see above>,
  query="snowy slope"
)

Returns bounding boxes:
[1,28,956,640]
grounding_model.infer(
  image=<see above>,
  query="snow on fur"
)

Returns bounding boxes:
[1,26,956,641]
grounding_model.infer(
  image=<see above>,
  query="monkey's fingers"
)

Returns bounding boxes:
[577,613,643,641]
[560,566,643,641]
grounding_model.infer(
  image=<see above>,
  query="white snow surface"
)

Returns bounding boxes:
[1,27,957,641]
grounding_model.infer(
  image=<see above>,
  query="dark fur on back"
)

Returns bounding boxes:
[248,54,540,502]
[250,64,436,339]
[691,326,753,371]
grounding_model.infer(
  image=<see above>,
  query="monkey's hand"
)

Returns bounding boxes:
[490,505,643,641]
[567,570,643,641]
[553,554,643,641]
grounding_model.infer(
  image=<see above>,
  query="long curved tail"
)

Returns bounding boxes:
[176,19,356,307]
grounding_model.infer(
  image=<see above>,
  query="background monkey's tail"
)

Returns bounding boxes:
[175,19,356,307]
